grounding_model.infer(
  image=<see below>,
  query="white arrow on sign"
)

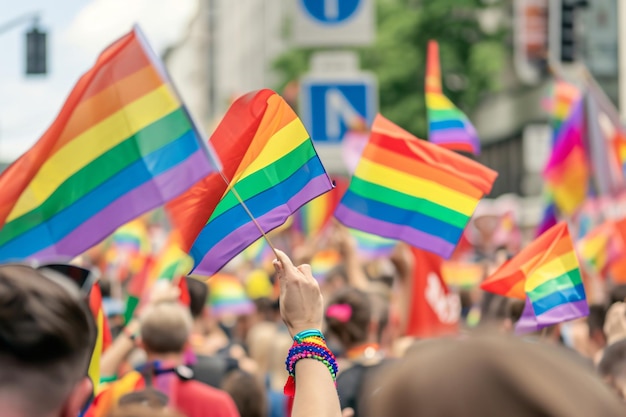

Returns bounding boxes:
[324,0,340,20]
[325,88,361,141]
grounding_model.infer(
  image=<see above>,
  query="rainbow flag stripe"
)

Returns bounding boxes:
[0,26,217,263]
[481,222,588,334]
[425,40,480,155]
[189,90,333,275]
[335,114,497,259]
[311,250,342,282]
[293,187,341,237]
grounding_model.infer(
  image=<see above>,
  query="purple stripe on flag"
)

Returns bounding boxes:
[515,297,589,335]
[335,204,456,258]
[430,129,480,152]
[32,150,210,261]
[192,175,332,276]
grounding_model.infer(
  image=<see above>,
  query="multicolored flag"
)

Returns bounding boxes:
[577,221,614,276]
[0,26,219,262]
[172,90,333,276]
[425,40,480,155]
[481,222,589,334]
[335,114,497,259]
[549,80,581,144]
[543,98,589,216]
[292,177,348,237]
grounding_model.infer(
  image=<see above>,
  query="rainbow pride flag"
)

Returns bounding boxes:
[0,26,218,263]
[577,221,614,275]
[543,98,589,216]
[111,218,150,253]
[335,114,497,259]
[550,80,581,144]
[88,282,112,393]
[311,249,342,282]
[188,90,333,275]
[349,228,397,258]
[536,202,558,238]
[481,222,588,334]
[425,40,480,155]
[208,273,255,317]
[293,189,340,237]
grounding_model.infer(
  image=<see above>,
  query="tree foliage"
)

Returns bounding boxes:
[273,0,508,138]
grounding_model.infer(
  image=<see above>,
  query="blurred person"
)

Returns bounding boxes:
[586,304,608,360]
[325,287,391,417]
[221,370,267,417]
[87,301,240,417]
[0,264,97,417]
[605,302,626,346]
[366,334,625,417]
[265,331,292,417]
[107,389,184,417]
[598,338,626,400]
[609,285,626,306]
[107,405,184,417]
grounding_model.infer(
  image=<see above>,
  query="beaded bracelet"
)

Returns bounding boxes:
[284,331,338,396]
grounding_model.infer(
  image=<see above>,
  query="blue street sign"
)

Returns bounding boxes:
[299,0,361,25]
[300,76,377,144]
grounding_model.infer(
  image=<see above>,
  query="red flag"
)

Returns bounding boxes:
[405,247,460,338]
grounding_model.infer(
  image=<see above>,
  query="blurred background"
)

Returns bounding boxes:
[0,0,617,229]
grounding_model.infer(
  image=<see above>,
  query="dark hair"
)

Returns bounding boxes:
[326,287,371,349]
[186,277,208,319]
[588,304,608,336]
[0,265,96,413]
[325,264,349,285]
[221,370,267,417]
[506,299,526,324]
[598,339,626,378]
[610,285,626,306]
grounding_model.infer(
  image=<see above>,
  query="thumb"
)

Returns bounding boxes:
[296,264,313,277]
[342,408,355,417]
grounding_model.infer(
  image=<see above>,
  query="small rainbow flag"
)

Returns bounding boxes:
[577,221,614,275]
[188,90,333,275]
[0,26,218,263]
[348,228,397,259]
[441,261,484,289]
[536,201,558,238]
[335,114,497,259]
[425,40,480,155]
[111,218,150,254]
[88,282,112,393]
[550,80,581,144]
[311,249,342,282]
[208,273,255,317]
[543,98,589,216]
[481,222,588,334]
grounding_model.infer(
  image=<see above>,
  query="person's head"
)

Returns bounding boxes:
[221,370,267,417]
[139,302,193,357]
[185,276,209,320]
[598,339,626,400]
[325,287,372,350]
[500,298,525,333]
[107,403,185,417]
[609,285,626,306]
[367,334,625,416]
[0,265,96,417]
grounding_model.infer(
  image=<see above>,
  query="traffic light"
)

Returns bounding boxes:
[559,0,588,63]
[26,26,47,75]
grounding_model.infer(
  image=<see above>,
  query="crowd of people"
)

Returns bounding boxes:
[3,216,626,417]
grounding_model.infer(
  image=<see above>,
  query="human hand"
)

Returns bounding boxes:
[273,249,324,337]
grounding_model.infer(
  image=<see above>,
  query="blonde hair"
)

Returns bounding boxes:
[140,302,193,354]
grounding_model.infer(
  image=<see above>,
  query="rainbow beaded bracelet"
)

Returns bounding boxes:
[283,330,338,396]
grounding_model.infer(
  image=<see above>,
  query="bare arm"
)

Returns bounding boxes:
[274,250,342,417]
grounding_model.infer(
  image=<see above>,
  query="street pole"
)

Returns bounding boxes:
[619,0,626,119]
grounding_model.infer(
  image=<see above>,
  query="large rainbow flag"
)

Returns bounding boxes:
[425,40,480,155]
[335,114,497,259]
[543,98,589,216]
[184,90,333,275]
[481,222,588,334]
[0,26,218,262]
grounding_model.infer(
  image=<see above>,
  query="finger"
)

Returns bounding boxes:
[342,408,355,417]
[296,264,313,279]
[274,249,294,270]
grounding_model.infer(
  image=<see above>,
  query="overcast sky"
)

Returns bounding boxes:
[0,0,197,162]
